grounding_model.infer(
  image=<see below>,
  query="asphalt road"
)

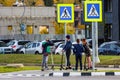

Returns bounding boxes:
[0,76,120,80]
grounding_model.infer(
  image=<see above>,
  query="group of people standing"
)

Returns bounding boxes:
[41,35,92,71]
[63,35,92,71]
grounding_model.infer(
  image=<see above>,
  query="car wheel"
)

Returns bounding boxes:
[35,51,39,54]
[99,52,103,55]
[118,53,120,55]
[20,51,24,54]
[55,52,59,55]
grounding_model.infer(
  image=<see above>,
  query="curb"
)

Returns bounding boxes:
[96,65,120,68]
[44,72,120,77]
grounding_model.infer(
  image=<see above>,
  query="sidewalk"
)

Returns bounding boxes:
[43,67,120,77]
[0,67,120,77]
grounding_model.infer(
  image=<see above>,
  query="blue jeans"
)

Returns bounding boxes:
[41,55,48,69]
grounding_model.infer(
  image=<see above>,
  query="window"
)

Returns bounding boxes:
[27,44,32,48]
[104,24,112,40]
[115,43,120,47]
[39,25,49,34]
[18,41,30,45]
[105,0,112,12]
[32,43,36,48]
[102,44,110,48]
[37,43,40,47]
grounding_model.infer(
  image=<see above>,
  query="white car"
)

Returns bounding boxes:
[0,41,13,54]
[55,44,74,55]
[19,42,43,54]
[55,42,92,55]
[55,44,64,55]
[7,40,30,52]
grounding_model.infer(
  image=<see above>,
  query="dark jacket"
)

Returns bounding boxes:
[83,44,91,55]
[63,40,72,51]
[73,44,84,56]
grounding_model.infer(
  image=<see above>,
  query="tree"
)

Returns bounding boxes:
[66,23,75,34]
[44,0,53,6]
[35,0,44,6]
[53,21,75,34]
[53,21,64,34]
[22,0,44,6]
[0,0,15,6]
[39,26,49,34]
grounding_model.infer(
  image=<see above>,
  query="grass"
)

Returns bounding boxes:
[0,54,120,65]
[0,66,40,73]
[1,66,120,73]
[0,54,120,73]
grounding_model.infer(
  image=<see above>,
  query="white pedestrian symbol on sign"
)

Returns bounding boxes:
[88,5,99,16]
[61,7,71,18]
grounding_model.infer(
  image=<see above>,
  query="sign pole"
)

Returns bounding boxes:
[84,1,102,70]
[64,23,67,67]
[92,22,95,70]
[95,22,100,64]
[92,22,100,70]
[65,23,67,44]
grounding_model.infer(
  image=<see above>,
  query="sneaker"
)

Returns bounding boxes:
[69,66,72,69]
[80,69,83,71]
[41,69,44,71]
[65,67,69,70]
[45,68,49,70]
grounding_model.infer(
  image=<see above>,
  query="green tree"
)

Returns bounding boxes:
[44,0,53,6]
[0,0,15,6]
[53,21,75,34]
[23,0,44,6]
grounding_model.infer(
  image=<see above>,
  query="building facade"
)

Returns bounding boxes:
[81,0,120,41]
[112,0,120,41]
[0,7,55,40]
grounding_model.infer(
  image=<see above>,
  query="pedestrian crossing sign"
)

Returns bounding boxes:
[84,1,102,22]
[57,4,74,23]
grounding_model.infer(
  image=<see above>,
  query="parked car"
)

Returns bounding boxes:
[98,41,120,55]
[55,44,65,55]
[55,43,75,55]
[19,42,42,54]
[86,39,92,48]
[86,38,111,48]
[0,39,14,44]
[7,40,31,53]
[0,41,13,54]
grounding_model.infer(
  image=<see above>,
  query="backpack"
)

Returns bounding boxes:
[42,42,51,53]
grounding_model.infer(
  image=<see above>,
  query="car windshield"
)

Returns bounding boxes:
[7,41,15,46]
[24,42,32,48]
[18,41,30,45]
[0,42,7,47]
[115,43,120,47]
[60,45,64,48]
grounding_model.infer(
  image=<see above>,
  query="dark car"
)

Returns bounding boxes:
[98,41,120,55]
[86,38,111,48]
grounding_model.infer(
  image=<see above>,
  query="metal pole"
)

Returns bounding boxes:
[64,23,67,67]
[95,22,100,64]
[92,22,100,70]
[92,22,95,70]
[65,23,67,43]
